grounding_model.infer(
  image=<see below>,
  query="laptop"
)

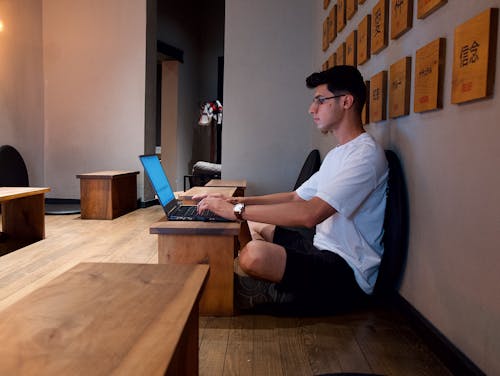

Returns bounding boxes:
[139,154,232,222]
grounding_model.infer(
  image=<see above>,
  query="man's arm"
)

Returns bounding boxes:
[241,196,335,228]
[231,191,300,205]
[198,194,336,228]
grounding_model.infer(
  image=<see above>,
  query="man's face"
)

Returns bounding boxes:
[308,84,344,133]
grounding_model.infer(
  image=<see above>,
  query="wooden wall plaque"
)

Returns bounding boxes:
[451,8,498,104]
[359,0,366,3]
[414,38,446,112]
[322,18,329,51]
[362,80,370,125]
[417,0,446,19]
[369,70,388,122]
[328,53,336,69]
[324,0,331,10]
[337,0,347,33]
[357,15,371,65]
[347,0,358,20]
[329,5,338,43]
[336,43,346,65]
[371,0,389,54]
[391,0,413,39]
[389,56,412,118]
[346,30,358,66]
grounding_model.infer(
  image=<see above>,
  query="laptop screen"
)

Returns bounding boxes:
[139,155,175,207]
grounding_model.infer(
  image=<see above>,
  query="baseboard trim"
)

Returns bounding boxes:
[394,294,485,376]
[45,198,80,204]
[139,199,159,208]
[46,198,157,210]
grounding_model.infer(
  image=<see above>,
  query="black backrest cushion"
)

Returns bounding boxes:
[293,149,321,190]
[0,145,29,187]
[373,150,409,296]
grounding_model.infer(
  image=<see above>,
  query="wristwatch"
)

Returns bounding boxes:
[233,203,245,221]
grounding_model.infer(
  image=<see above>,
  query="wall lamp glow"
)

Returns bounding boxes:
[0,20,4,32]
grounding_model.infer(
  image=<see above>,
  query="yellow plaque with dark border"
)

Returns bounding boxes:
[371,0,389,54]
[389,56,412,118]
[451,8,498,104]
[414,38,446,112]
[370,71,388,122]
[329,6,337,43]
[337,0,347,33]
[357,15,371,65]
[346,30,358,66]
[347,0,358,20]
[336,42,346,66]
[417,0,446,19]
[391,0,413,39]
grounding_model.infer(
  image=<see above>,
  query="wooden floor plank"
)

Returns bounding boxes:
[252,315,284,376]
[223,315,255,376]
[301,319,371,375]
[355,324,454,375]
[0,207,163,311]
[1,208,454,375]
[277,317,313,376]
[199,316,231,376]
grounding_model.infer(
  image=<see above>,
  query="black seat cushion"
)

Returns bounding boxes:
[293,149,321,190]
[0,145,29,187]
[373,150,409,297]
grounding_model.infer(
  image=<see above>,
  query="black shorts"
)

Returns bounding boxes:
[273,226,368,312]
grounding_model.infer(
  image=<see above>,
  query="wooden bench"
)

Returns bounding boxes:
[205,179,247,197]
[0,187,50,254]
[0,262,209,375]
[76,170,139,219]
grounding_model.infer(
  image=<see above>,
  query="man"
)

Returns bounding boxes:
[196,65,388,313]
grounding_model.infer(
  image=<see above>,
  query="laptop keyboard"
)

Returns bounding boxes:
[176,205,218,219]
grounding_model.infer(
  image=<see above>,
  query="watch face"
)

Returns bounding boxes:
[234,203,244,213]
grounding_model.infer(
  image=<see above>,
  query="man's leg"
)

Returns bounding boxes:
[235,239,293,310]
[247,220,276,242]
[238,239,286,283]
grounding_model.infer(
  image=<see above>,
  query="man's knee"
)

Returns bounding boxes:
[239,241,265,274]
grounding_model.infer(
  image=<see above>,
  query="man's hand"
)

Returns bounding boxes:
[196,196,235,219]
[192,192,226,201]
[192,193,240,205]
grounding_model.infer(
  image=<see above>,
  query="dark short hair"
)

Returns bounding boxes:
[306,65,366,114]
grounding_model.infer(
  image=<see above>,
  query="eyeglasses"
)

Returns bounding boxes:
[312,94,346,105]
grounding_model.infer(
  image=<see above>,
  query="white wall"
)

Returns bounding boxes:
[314,1,500,374]
[0,0,45,186]
[43,0,147,199]
[223,0,315,195]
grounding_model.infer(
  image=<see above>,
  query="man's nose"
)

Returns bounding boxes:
[309,103,317,114]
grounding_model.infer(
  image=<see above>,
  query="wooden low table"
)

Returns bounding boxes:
[205,179,247,196]
[0,187,50,252]
[0,262,209,376]
[150,186,246,316]
[150,220,241,316]
[76,170,139,219]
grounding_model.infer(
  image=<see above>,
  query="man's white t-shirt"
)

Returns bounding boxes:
[296,133,388,294]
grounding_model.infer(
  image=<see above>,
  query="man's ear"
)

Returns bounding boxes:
[343,94,355,110]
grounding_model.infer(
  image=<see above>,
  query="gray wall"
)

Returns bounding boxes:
[225,0,500,374]
[223,0,315,195]
[315,1,500,374]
